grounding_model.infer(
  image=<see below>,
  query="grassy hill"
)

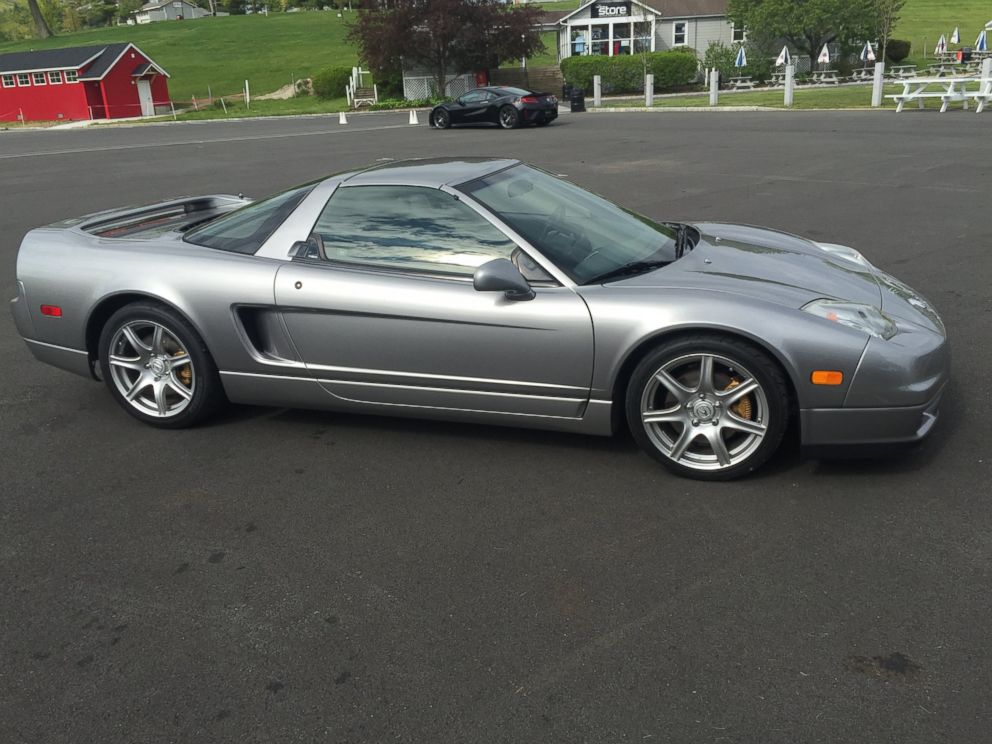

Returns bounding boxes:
[896,0,990,59]
[0,13,359,100]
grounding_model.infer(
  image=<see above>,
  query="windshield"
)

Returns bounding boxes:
[457,165,677,283]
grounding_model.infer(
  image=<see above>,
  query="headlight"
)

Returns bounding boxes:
[802,299,897,340]
[814,242,872,268]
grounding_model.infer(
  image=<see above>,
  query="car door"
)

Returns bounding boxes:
[273,184,594,418]
[451,90,490,125]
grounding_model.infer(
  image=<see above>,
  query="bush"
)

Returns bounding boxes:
[312,66,353,99]
[703,41,773,84]
[370,97,449,110]
[561,50,699,95]
[885,39,911,63]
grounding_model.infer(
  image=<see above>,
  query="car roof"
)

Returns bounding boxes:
[337,157,520,188]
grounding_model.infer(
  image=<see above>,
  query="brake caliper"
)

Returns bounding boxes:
[174,350,192,387]
[724,378,753,420]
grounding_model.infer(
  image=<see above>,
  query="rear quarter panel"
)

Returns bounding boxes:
[15,228,282,372]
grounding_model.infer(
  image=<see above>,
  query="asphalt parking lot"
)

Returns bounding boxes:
[1,109,990,743]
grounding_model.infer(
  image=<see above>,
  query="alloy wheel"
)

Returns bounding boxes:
[639,353,769,472]
[107,320,195,418]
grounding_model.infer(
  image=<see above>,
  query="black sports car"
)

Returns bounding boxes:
[430,86,558,130]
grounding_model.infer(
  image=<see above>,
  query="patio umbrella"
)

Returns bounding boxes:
[817,44,830,65]
[734,46,747,68]
[934,34,947,55]
[860,41,876,63]
[775,45,791,67]
[977,30,988,52]
[950,27,960,44]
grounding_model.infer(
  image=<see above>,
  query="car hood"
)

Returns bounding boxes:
[610,223,883,309]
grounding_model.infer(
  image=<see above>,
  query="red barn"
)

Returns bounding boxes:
[0,43,170,123]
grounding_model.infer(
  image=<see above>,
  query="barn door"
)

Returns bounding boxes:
[136,80,154,117]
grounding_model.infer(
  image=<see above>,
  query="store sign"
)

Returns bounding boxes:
[591,1,630,18]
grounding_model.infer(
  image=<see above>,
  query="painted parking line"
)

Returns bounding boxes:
[0,122,421,160]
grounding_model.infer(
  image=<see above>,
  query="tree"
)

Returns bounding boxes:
[26,0,54,37]
[728,0,876,71]
[870,0,905,62]
[348,0,544,97]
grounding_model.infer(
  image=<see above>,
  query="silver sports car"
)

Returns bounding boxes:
[11,158,949,480]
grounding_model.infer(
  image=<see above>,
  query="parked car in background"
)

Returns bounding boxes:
[430,87,558,129]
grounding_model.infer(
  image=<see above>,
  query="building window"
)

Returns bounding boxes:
[33,72,47,85]
[673,21,687,46]
[65,70,79,83]
[570,27,588,56]
[48,71,63,84]
[633,21,652,53]
[17,73,30,86]
[732,24,746,43]
[1,74,14,88]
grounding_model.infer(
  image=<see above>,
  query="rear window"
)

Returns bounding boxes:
[183,182,315,254]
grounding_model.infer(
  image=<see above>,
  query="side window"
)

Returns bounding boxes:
[311,185,519,277]
[460,90,486,104]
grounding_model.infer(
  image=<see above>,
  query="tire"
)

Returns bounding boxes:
[625,334,789,481]
[98,302,223,429]
[498,105,519,129]
[433,108,450,129]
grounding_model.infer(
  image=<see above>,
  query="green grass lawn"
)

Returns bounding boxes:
[0,13,359,100]
[896,0,990,64]
[166,94,350,121]
[602,83,969,111]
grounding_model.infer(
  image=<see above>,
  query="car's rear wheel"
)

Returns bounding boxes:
[433,109,450,129]
[625,335,789,480]
[499,105,519,129]
[98,302,222,429]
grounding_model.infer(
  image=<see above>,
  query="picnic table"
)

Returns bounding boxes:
[928,62,964,77]
[728,76,756,90]
[887,77,983,113]
[810,69,841,85]
[851,67,875,81]
[888,65,919,79]
[769,71,788,87]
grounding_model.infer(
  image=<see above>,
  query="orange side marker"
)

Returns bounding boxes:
[811,370,844,385]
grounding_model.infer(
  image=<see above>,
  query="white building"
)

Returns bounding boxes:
[553,0,737,61]
[131,1,216,24]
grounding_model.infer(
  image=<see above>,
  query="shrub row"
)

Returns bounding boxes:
[312,66,353,100]
[369,97,449,111]
[561,50,699,94]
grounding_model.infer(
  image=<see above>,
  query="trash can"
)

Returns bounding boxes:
[962,47,973,62]
[570,90,586,113]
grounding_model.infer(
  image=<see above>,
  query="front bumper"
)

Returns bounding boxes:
[801,384,944,447]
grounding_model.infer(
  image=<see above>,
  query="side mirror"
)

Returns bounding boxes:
[473,258,535,301]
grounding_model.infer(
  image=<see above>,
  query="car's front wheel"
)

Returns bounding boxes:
[433,108,450,129]
[98,302,223,428]
[498,105,519,129]
[625,335,789,480]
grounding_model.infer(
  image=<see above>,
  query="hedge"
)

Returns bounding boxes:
[884,40,911,63]
[312,66,353,100]
[560,50,699,94]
